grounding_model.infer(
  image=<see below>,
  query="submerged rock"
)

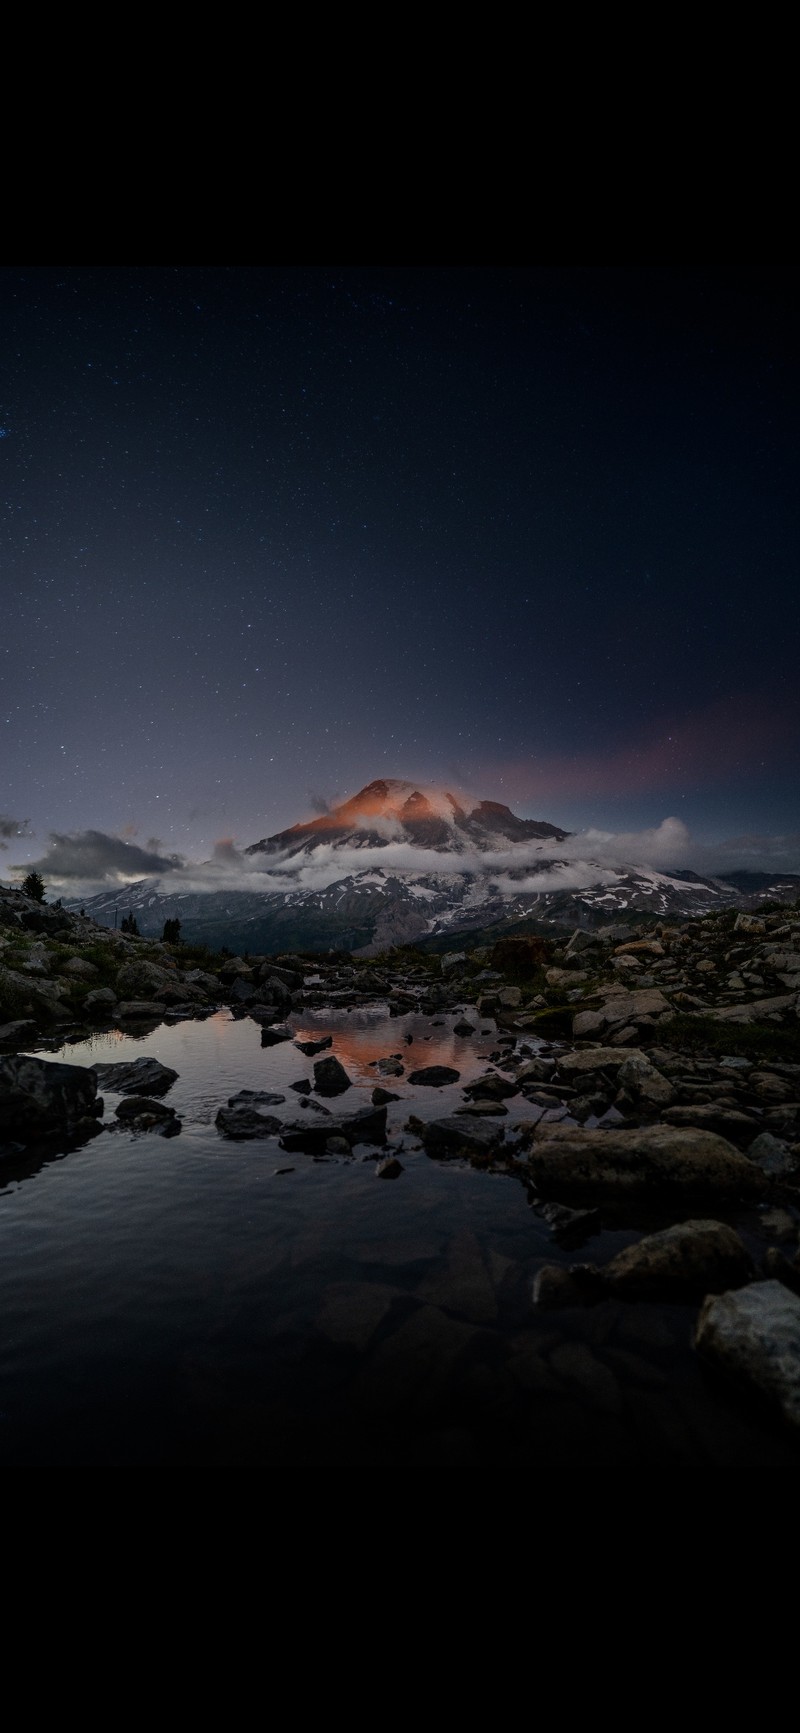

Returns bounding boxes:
[602,1220,754,1298]
[91,1058,178,1096]
[694,1280,800,1433]
[294,1036,333,1056]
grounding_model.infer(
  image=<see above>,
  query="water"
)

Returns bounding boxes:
[1,1004,797,1465]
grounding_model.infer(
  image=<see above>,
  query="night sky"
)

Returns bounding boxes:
[2,266,798,888]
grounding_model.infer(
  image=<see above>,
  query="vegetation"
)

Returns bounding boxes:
[21,871,45,903]
[659,1014,800,1064]
[162,918,182,944]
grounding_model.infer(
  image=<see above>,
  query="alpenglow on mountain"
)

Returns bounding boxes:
[69,778,800,954]
[245,779,571,858]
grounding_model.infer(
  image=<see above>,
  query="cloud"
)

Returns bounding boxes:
[18,830,184,887]
[0,814,31,850]
[14,815,800,900]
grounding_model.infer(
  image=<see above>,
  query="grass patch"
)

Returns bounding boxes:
[659,1014,800,1064]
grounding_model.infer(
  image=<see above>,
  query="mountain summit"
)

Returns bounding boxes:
[246,778,570,859]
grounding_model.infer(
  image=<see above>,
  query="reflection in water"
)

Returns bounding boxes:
[0,1007,796,1467]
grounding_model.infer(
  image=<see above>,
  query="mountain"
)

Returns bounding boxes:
[245,778,570,856]
[67,779,800,954]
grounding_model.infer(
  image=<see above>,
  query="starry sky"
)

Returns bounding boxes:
[2,265,799,885]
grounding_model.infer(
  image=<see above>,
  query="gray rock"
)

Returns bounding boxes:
[747,1132,797,1177]
[529,1124,765,1197]
[115,1096,176,1124]
[616,1054,676,1109]
[216,1102,282,1139]
[279,1104,387,1153]
[116,959,175,998]
[453,1020,476,1036]
[0,1053,99,1143]
[91,1058,178,1095]
[603,1220,754,1298]
[694,1280,800,1432]
[85,987,117,1013]
[421,1117,503,1159]
[407,1066,460,1087]
[113,1001,165,1020]
[313,1055,352,1095]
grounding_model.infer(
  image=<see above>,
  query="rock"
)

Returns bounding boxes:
[662,1105,758,1145]
[456,1100,508,1116]
[313,1055,352,1095]
[376,1156,404,1178]
[603,1220,754,1299]
[440,952,467,975]
[260,1024,293,1046]
[694,1280,800,1432]
[0,1019,37,1047]
[62,956,98,978]
[279,1104,387,1152]
[116,959,174,998]
[532,1265,601,1308]
[0,1053,99,1143]
[708,995,797,1023]
[115,1096,176,1124]
[453,1020,475,1036]
[290,1079,311,1094]
[747,1132,797,1177]
[616,1054,676,1109]
[114,1001,165,1020]
[734,913,766,935]
[464,1071,518,1101]
[538,1201,601,1245]
[764,1248,800,1296]
[374,1056,404,1076]
[85,987,117,1013]
[421,1117,503,1159]
[556,1047,645,1078]
[372,1087,400,1104]
[407,1066,460,1087]
[529,1124,765,1197]
[294,1036,333,1055]
[215,1092,283,1138]
[91,1058,178,1096]
[573,989,671,1039]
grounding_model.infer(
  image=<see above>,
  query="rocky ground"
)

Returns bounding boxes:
[2,880,800,1443]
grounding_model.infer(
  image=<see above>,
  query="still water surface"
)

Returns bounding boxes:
[1,1005,797,1465]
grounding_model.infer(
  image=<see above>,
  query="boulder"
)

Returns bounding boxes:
[313,1055,352,1095]
[747,1132,797,1177]
[662,1105,758,1145]
[602,1220,754,1298]
[114,1001,165,1020]
[294,1036,333,1056]
[573,989,671,1039]
[556,1047,645,1078]
[85,988,117,1013]
[0,1053,99,1143]
[115,1096,177,1124]
[116,959,175,998]
[694,1280,800,1432]
[91,1058,178,1095]
[616,1054,676,1109]
[528,1124,765,1197]
[701,995,796,1023]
